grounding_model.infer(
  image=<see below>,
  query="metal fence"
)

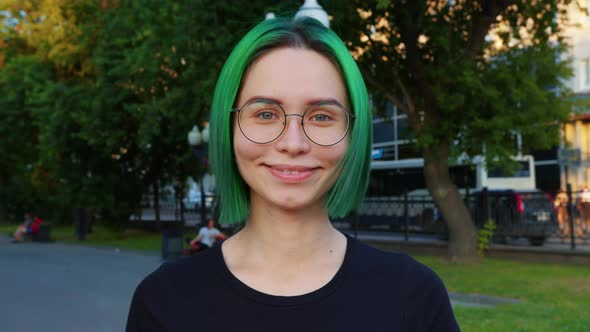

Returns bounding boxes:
[130,193,218,227]
[333,190,588,246]
[333,195,445,235]
[132,190,590,246]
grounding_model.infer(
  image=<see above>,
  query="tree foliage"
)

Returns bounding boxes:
[331,0,577,163]
[0,0,294,223]
[0,55,51,217]
[326,0,583,261]
[2,0,580,259]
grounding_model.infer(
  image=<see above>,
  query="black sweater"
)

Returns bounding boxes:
[126,235,460,331]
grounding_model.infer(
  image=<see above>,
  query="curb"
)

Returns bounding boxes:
[355,234,590,265]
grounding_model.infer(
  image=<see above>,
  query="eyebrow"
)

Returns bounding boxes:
[242,95,346,108]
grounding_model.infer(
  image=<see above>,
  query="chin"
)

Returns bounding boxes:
[268,194,318,212]
[273,200,310,212]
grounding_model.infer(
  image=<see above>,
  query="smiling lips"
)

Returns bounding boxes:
[266,164,319,183]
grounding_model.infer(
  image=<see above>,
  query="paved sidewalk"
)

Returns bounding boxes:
[0,235,162,332]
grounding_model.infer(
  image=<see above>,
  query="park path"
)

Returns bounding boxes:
[0,235,161,332]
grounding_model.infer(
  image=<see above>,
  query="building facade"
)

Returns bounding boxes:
[559,1,590,192]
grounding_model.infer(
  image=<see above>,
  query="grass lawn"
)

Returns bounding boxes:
[0,222,197,252]
[418,256,590,331]
[1,221,588,331]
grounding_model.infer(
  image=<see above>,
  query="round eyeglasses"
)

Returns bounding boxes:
[231,99,354,146]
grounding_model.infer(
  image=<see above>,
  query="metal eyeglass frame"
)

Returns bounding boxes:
[230,99,355,146]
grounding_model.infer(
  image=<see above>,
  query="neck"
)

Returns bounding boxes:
[229,194,341,262]
[221,194,348,296]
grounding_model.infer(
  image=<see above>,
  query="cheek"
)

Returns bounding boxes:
[233,130,264,173]
[330,143,349,174]
[325,142,348,166]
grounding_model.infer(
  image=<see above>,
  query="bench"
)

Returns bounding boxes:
[24,223,52,242]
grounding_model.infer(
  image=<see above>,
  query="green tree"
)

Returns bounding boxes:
[89,0,300,227]
[328,0,581,261]
[0,56,51,219]
[0,0,134,224]
[0,0,297,226]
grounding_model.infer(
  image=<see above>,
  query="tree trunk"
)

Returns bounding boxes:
[86,207,95,234]
[423,142,479,262]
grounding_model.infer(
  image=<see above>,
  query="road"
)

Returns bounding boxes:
[0,236,161,332]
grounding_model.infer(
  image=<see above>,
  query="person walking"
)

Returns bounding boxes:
[555,189,570,238]
[576,187,590,236]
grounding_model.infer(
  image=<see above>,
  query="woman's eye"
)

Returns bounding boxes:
[258,111,276,120]
[312,114,331,121]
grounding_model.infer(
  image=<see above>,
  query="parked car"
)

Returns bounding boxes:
[468,189,558,246]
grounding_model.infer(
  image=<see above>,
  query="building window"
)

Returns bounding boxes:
[372,102,417,161]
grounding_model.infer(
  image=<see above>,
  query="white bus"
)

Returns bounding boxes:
[368,155,536,196]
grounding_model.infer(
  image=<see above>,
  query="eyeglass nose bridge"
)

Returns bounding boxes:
[282,113,305,127]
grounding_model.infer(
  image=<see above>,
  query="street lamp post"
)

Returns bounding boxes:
[187,124,210,226]
[294,0,330,28]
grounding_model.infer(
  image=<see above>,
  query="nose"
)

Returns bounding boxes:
[274,114,311,155]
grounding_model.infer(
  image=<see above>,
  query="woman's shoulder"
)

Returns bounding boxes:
[348,237,444,287]
[134,249,220,299]
[347,238,458,330]
[127,249,229,329]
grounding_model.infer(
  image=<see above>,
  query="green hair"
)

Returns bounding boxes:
[209,17,372,223]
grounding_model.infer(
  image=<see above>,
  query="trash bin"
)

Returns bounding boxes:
[75,208,88,240]
[162,228,184,260]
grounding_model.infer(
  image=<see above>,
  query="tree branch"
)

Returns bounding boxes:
[358,6,427,134]
[394,75,422,135]
[359,66,403,110]
[357,25,422,133]
[395,2,429,135]
[465,0,514,59]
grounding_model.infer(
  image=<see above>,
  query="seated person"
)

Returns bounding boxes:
[13,212,36,242]
[189,219,226,252]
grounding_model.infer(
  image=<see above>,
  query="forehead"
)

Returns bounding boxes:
[237,48,349,107]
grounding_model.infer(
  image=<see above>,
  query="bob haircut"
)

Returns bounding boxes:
[209,17,372,223]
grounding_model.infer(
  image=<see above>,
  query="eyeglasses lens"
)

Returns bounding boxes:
[237,101,350,146]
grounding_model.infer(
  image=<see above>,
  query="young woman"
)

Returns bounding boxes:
[127,17,460,332]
